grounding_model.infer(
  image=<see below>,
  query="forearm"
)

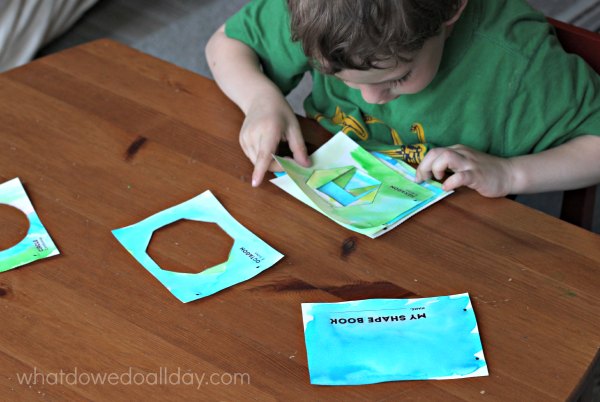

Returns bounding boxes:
[509,135,600,194]
[205,25,286,115]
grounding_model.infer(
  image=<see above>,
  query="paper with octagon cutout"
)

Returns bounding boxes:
[112,191,283,303]
[0,178,59,273]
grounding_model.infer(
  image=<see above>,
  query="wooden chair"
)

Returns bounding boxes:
[547,18,600,230]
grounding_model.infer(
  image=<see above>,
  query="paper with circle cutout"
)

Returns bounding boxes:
[273,133,451,236]
[302,293,488,385]
[112,191,284,303]
[0,178,59,273]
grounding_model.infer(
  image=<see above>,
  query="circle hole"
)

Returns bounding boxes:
[0,204,30,251]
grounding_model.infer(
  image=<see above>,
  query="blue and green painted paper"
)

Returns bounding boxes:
[302,293,488,385]
[0,178,59,273]
[112,191,283,303]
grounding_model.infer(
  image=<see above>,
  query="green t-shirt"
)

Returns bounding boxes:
[225,0,600,163]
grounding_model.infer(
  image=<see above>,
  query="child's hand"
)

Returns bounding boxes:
[241,94,311,187]
[205,25,311,187]
[415,145,515,197]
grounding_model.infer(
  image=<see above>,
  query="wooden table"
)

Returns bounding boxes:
[0,39,599,401]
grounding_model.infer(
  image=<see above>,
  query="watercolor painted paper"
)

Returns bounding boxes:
[0,178,59,273]
[271,133,452,238]
[302,294,488,385]
[112,190,283,303]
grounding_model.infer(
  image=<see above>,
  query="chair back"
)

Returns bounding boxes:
[548,18,600,73]
[547,18,599,230]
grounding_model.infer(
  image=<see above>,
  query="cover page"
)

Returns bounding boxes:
[302,294,488,385]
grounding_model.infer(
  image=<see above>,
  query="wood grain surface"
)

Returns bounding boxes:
[0,40,599,401]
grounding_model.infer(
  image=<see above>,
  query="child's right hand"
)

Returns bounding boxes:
[205,25,311,186]
[241,94,311,187]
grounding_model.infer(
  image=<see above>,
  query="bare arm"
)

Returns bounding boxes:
[205,25,309,186]
[415,135,600,197]
[509,135,600,193]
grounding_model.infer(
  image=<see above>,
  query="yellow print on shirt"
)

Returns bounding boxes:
[378,122,428,164]
[378,143,428,164]
[315,107,428,163]
[326,107,370,140]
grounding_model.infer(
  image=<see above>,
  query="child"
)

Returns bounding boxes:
[205,0,600,197]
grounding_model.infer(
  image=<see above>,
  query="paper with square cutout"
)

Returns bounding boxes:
[308,166,381,207]
[0,178,59,273]
[272,133,452,238]
[112,191,283,303]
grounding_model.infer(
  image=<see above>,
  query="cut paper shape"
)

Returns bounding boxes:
[307,166,381,207]
[301,293,488,385]
[0,178,60,273]
[272,133,453,238]
[0,204,29,249]
[112,190,284,303]
[146,220,234,274]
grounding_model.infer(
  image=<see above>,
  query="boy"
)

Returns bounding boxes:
[205,0,600,197]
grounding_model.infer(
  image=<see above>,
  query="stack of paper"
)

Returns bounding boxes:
[271,133,452,238]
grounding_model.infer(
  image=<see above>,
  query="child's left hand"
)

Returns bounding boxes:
[415,144,515,197]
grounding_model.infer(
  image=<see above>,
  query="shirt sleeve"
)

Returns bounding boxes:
[225,0,310,96]
[505,29,600,155]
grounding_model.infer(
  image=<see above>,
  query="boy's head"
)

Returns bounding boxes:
[288,0,467,103]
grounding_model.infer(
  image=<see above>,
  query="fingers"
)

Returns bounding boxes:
[286,127,311,167]
[416,148,465,182]
[416,146,509,197]
[251,160,269,187]
[251,136,279,187]
[239,134,255,164]
[286,121,311,167]
[416,148,439,182]
[243,116,309,186]
[442,170,473,192]
[430,153,455,180]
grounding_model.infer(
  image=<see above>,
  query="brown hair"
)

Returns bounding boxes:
[288,0,463,73]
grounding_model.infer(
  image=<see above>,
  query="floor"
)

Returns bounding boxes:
[38,0,600,236]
